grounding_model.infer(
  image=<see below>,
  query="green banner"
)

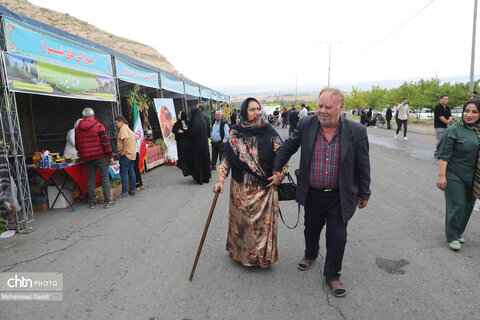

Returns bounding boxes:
[4,52,116,101]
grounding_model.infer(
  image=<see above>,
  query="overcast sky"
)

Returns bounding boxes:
[27,0,480,94]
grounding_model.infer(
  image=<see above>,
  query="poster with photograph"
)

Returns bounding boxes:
[153,98,178,161]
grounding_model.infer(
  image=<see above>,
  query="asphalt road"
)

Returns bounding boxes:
[1,124,480,320]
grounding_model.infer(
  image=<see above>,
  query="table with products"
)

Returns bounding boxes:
[36,163,101,210]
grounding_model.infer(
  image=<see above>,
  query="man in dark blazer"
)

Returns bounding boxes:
[272,87,371,298]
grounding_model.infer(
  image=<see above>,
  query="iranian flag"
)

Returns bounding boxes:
[133,99,147,173]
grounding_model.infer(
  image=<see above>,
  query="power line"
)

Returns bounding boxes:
[344,0,436,65]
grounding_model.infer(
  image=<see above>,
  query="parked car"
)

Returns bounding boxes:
[451,107,463,120]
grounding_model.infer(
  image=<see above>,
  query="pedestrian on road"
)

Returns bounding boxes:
[288,106,299,136]
[272,87,371,298]
[210,110,229,171]
[172,111,189,176]
[366,107,373,126]
[433,95,452,158]
[75,107,115,209]
[395,98,410,140]
[185,108,211,184]
[115,115,137,199]
[230,109,238,125]
[213,97,289,268]
[281,107,288,128]
[359,107,368,126]
[436,98,480,251]
[299,104,308,120]
[272,108,280,127]
[385,105,392,129]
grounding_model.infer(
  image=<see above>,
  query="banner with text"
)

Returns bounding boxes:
[4,52,116,101]
[115,58,159,89]
[153,98,178,161]
[4,17,113,77]
[211,91,219,101]
[185,83,200,97]
[160,74,184,94]
[200,88,211,99]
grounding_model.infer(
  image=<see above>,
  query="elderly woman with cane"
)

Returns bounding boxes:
[213,97,289,268]
[436,98,480,251]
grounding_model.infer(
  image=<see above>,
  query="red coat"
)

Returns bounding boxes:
[75,118,113,162]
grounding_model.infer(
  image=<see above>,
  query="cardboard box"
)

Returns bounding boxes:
[31,192,48,212]
[47,186,74,209]
[95,185,122,204]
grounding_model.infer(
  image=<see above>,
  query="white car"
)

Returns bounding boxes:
[451,107,463,120]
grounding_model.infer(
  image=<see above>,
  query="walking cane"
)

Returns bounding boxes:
[189,188,221,281]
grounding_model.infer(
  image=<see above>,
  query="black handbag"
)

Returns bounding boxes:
[277,172,296,201]
[277,172,300,229]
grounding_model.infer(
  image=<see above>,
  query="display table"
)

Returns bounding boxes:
[36,163,101,210]
[146,146,165,170]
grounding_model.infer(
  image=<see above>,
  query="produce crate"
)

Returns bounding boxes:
[95,185,122,204]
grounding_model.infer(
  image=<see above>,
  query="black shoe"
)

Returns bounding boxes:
[128,191,136,197]
[211,167,216,171]
[89,202,97,209]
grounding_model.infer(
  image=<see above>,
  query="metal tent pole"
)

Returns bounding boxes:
[0,52,34,233]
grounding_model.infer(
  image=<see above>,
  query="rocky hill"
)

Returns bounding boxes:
[0,0,181,76]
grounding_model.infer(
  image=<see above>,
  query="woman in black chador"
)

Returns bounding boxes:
[172,111,190,176]
[185,108,211,184]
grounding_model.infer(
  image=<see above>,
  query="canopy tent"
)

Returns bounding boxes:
[160,72,186,117]
[183,79,202,111]
[0,4,231,232]
[114,56,163,143]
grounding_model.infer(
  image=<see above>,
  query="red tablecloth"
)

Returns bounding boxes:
[36,163,101,194]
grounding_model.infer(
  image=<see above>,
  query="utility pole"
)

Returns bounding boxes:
[328,43,331,87]
[319,41,341,87]
[295,74,297,106]
[278,85,281,106]
[470,0,478,92]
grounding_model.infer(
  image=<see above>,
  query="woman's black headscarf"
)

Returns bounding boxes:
[223,98,280,187]
[184,108,211,184]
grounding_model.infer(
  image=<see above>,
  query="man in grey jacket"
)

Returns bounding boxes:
[272,87,371,297]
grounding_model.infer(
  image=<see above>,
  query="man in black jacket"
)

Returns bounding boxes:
[385,105,392,129]
[288,106,299,136]
[272,87,371,298]
[433,95,452,158]
[210,110,229,170]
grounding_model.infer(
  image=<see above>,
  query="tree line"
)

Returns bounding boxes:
[345,78,480,111]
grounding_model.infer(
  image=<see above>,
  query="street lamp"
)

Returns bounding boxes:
[470,0,478,92]
[319,41,341,87]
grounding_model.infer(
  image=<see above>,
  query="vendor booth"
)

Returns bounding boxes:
[114,57,164,171]
[0,15,118,232]
[0,4,230,233]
